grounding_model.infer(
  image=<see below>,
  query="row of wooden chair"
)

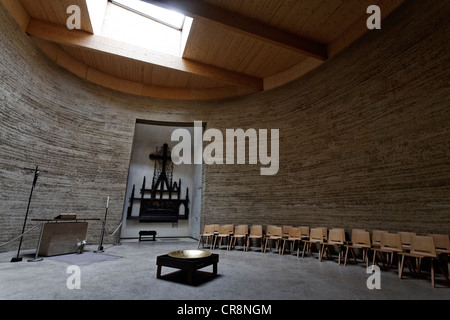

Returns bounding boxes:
[197,224,450,287]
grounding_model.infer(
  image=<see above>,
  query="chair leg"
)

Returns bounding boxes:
[399,255,405,279]
[321,245,326,261]
[365,249,369,268]
[344,247,349,266]
[302,242,307,258]
[431,259,435,288]
[197,236,202,249]
[228,237,233,251]
[372,250,377,267]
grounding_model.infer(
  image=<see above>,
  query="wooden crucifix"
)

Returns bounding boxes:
[149,143,171,174]
[149,143,174,199]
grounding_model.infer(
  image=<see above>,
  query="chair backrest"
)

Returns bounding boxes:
[272,226,283,237]
[372,230,388,245]
[282,226,293,236]
[328,228,345,244]
[309,228,324,242]
[351,229,366,238]
[249,225,263,236]
[219,224,234,234]
[410,235,436,257]
[319,227,328,240]
[234,225,248,236]
[266,225,277,236]
[300,226,310,238]
[289,227,301,238]
[381,233,402,250]
[398,232,416,247]
[211,224,220,233]
[203,224,215,234]
[266,225,282,237]
[429,234,450,251]
[352,230,371,247]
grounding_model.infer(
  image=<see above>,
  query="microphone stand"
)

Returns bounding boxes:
[95,197,109,253]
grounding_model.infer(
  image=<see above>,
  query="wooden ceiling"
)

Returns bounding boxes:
[1,0,404,100]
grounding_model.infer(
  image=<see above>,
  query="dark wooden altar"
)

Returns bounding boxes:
[126,143,189,223]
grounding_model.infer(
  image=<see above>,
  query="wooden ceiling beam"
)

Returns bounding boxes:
[145,0,328,61]
[32,36,253,100]
[0,0,30,31]
[327,0,405,58]
[25,18,263,91]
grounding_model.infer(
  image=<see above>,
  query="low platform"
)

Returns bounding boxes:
[156,253,219,285]
[139,230,157,241]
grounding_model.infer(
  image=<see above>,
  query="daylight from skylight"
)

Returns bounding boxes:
[95,0,193,57]
[112,0,185,30]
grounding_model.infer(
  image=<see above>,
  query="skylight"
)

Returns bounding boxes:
[110,0,186,30]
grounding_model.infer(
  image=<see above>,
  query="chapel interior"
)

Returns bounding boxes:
[0,0,449,300]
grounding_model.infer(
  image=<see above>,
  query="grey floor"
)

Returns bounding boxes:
[0,238,449,300]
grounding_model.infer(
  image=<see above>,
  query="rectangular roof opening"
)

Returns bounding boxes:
[110,0,186,30]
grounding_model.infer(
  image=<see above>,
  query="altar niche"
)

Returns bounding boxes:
[121,121,202,239]
[126,143,189,223]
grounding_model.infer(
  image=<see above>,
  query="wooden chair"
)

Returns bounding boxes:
[299,226,310,240]
[321,228,345,265]
[281,227,302,256]
[302,227,325,260]
[429,234,450,281]
[246,225,264,252]
[398,232,416,251]
[429,234,450,255]
[282,226,293,238]
[212,225,234,250]
[297,226,310,254]
[398,235,438,287]
[372,232,403,269]
[344,230,371,267]
[321,227,328,242]
[371,230,388,248]
[229,225,248,251]
[197,224,218,249]
[264,225,283,254]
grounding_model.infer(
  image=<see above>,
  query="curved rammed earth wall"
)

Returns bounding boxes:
[1,0,449,252]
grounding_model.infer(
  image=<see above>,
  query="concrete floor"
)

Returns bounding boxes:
[0,238,449,300]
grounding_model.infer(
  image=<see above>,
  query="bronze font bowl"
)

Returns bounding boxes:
[168,250,212,259]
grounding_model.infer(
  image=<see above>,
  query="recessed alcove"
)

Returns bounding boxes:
[121,120,203,239]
